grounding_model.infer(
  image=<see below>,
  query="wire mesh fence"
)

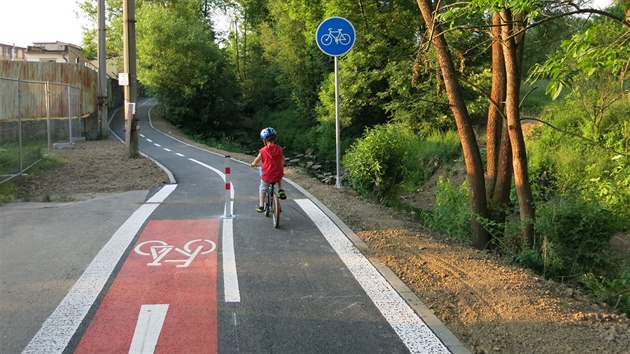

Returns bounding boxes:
[0,77,81,184]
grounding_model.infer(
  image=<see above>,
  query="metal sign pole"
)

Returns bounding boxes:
[316,16,355,189]
[334,56,341,188]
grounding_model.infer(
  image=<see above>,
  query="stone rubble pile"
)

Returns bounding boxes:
[284,148,345,185]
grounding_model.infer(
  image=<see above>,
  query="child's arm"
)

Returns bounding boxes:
[251,153,262,167]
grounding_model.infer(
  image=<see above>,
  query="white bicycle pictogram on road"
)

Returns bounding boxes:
[134,239,217,268]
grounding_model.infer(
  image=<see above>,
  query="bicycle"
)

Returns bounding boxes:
[251,164,281,228]
[264,182,281,228]
[320,28,351,46]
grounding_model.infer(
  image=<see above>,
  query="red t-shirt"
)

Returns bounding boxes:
[260,143,284,183]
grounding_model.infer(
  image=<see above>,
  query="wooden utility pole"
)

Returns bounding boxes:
[97,0,108,138]
[123,0,139,157]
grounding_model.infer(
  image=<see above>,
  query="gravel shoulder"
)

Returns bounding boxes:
[13,118,630,354]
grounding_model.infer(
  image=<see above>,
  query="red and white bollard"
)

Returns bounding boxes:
[223,155,233,218]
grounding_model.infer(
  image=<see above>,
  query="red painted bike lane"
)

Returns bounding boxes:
[75,219,219,354]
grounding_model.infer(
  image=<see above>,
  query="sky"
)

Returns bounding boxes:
[0,0,615,49]
[0,0,89,48]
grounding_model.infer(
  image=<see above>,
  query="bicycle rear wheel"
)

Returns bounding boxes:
[272,194,280,228]
[264,191,270,217]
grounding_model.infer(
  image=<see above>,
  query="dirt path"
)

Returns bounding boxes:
[15,119,630,354]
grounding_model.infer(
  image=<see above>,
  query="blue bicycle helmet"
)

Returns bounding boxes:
[260,127,277,139]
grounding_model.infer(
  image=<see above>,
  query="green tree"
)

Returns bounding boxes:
[416,0,491,248]
[136,1,242,136]
[415,0,629,250]
[79,0,124,66]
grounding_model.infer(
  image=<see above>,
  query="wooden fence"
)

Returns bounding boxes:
[0,61,123,142]
[0,61,98,119]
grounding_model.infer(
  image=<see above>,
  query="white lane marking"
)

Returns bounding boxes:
[22,184,177,354]
[154,143,161,147]
[140,134,145,138]
[163,148,171,152]
[128,304,169,354]
[187,158,239,303]
[175,153,185,157]
[222,218,240,302]
[147,139,153,143]
[295,199,450,354]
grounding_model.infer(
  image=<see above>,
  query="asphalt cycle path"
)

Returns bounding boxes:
[15,98,469,354]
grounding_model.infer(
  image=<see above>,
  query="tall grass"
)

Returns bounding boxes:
[0,138,49,183]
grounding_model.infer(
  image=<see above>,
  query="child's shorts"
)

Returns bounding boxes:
[259,179,278,193]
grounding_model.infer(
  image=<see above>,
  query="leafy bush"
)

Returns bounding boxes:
[526,97,630,222]
[532,196,620,278]
[581,272,630,316]
[582,155,630,220]
[412,130,462,184]
[253,106,316,155]
[422,177,471,241]
[343,123,417,201]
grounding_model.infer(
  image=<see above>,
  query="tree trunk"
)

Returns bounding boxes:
[493,119,513,208]
[487,12,513,243]
[500,9,535,248]
[416,0,490,249]
[486,13,506,200]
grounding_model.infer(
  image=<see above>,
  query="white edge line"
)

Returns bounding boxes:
[295,198,450,354]
[22,184,177,354]
[222,219,240,302]
[188,158,235,215]
[128,304,169,354]
[107,100,176,184]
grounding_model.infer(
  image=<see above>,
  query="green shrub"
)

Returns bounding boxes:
[0,181,17,205]
[253,106,316,155]
[422,177,471,241]
[343,123,416,201]
[311,123,338,162]
[526,97,630,222]
[412,130,461,183]
[582,155,630,221]
[581,272,630,316]
[533,196,620,278]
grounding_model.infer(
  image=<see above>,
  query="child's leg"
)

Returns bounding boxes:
[258,180,267,207]
[277,179,286,199]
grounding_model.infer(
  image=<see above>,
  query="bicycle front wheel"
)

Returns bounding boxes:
[272,194,280,228]
[320,34,333,46]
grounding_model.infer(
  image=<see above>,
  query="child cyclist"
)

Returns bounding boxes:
[250,127,287,212]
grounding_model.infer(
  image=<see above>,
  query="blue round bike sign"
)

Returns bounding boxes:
[316,17,355,56]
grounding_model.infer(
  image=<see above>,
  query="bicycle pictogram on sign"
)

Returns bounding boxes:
[134,239,217,268]
[316,16,355,57]
[320,28,352,46]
